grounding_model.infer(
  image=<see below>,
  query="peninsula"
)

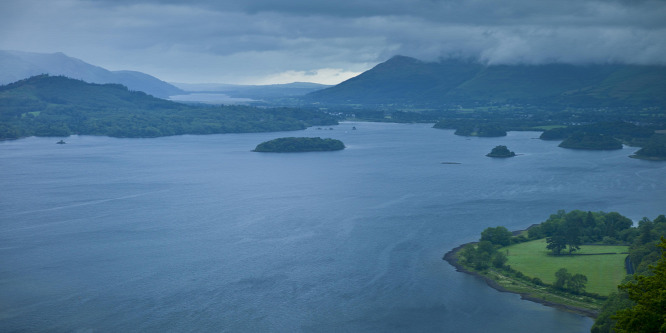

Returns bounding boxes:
[444,210,666,327]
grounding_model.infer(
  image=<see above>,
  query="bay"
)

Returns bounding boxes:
[1,122,665,332]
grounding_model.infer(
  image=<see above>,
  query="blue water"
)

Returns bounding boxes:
[1,122,665,332]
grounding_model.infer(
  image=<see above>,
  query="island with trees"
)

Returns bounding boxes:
[558,132,623,150]
[451,124,507,137]
[486,145,516,158]
[253,137,345,152]
[444,210,666,332]
[630,140,666,161]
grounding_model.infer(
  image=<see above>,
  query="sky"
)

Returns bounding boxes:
[1,0,666,85]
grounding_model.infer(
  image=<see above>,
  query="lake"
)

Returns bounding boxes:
[1,122,665,332]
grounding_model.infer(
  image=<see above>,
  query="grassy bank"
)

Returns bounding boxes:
[444,239,630,317]
[504,239,628,296]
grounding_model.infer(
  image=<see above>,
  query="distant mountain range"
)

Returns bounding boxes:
[307,55,666,107]
[0,50,183,98]
[171,82,330,101]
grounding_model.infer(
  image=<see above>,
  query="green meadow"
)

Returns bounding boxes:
[503,239,628,296]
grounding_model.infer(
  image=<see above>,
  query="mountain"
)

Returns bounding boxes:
[0,75,337,139]
[306,55,666,107]
[0,50,183,98]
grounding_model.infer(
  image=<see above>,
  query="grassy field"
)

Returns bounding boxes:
[504,239,628,296]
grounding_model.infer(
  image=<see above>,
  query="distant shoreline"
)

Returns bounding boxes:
[442,229,599,318]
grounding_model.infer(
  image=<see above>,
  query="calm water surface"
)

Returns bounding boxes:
[1,122,665,332]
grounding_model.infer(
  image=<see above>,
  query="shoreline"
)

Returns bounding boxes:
[443,236,599,318]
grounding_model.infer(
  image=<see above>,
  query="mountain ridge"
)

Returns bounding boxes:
[306,55,666,107]
[0,50,184,98]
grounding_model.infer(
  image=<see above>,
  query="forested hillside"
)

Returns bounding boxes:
[0,75,337,139]
[307,55,666,107]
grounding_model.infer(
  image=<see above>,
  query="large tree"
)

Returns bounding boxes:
[567,273,588,293]
[554,268,571,289]
[563,214,582,254]
[612,237,666,332]
[546,231,567,255]
[546,220,581,255]
[480,226,513,247]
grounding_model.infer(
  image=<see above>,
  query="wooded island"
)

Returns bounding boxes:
[253,137,345,152]
[486,145,516,157]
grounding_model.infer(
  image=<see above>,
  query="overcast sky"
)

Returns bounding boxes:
[1,0,665,85]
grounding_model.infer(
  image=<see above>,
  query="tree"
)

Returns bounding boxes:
[612,237,666,333]
[554,268,571,290]
[460,241,497,271]
[460,244,478,266]
[546,231,567,255]
[480,226,513,246]
[492,251,508,268]
[553,268,588,292]
[567,273,588,293]
[563,214,582,254]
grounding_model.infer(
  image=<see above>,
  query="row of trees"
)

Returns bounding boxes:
[611,237,666,333]
[528,210,634,255]
[592,216,666,333]
[458,240,508,271]
[554,268,588,293]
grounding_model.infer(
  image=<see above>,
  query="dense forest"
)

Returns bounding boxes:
[253,137,345,152]
[0,75,337,139]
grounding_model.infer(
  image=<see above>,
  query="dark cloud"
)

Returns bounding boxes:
[1,0,665,84]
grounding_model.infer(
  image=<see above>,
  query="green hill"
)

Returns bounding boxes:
[307,56,666,107]
[0,75,337,139]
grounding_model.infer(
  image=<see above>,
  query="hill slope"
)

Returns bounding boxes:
[307,56,666,107]
[0,50,183,98]
[0,75,336,139]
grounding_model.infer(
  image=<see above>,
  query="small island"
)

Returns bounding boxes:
[253,137,345,153]
[486,145,516,157]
